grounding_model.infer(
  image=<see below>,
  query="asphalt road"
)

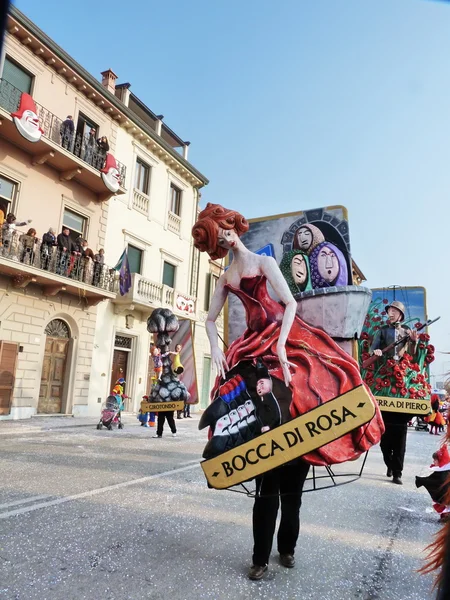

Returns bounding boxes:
[0,416,443,600]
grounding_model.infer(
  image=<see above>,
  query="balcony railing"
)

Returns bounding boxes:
[0,78,127,187]
[115,272,196,317]
[132,189,150,215]
[167,211,181,234]
[0,230,118,293]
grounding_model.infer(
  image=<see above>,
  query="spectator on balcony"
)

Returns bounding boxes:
[83,128,97,166]
[60,116,74,150]
[96,136,109,168]
[40,227,57,270]
[82,247,95,284]
[19,228,38,265]
[2,213,32,256]
[69,236,85,279]
[56,227,74,275]
[93,248,105,287]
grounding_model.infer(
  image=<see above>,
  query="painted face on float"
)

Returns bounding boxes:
[296,226,313,251]
[317,246,339,283]
[256,378,272,396]
[217,227,239,251]
[14,109,42,142]
[237,404,248,422]
[244,399,255,416]
[290,254,307,285]
[101,167,120,193]
[213,414,231,436]
[387,307,402,323]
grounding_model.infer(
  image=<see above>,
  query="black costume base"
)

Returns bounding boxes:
[416,471,450,505]
[252,460,310,567]
[156,411,176,437]
[380,412,410,478]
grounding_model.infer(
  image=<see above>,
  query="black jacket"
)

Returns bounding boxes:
[57,233,74,252]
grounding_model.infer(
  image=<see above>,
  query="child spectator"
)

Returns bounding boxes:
[19,228,38,264]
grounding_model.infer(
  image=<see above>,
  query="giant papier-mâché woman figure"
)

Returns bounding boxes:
[192,203,384,466]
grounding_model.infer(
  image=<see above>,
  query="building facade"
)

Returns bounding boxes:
[0,7,219,419]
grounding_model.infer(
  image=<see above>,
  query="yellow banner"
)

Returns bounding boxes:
[140,401,185,413]
[201,385,376,489]
[375,396,430,415]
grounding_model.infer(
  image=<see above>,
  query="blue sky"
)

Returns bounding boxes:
[13,0,450,380]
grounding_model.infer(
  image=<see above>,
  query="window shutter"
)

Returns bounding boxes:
[3,58,32,94]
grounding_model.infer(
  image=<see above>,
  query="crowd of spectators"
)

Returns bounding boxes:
[59,116,109,170]
[0,213,110,288]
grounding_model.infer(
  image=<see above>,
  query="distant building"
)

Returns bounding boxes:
[0,7,220,419]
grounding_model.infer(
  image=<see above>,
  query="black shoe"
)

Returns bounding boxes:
[392,477,403,485]
[248,565,267,581]
[387,468,392,478]
[279,554,295,568]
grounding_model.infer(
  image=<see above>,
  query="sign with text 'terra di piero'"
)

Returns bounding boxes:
[201,385,375,489]
[376,397,430,415]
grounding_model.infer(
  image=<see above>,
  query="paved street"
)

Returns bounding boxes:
[0,416,442,600]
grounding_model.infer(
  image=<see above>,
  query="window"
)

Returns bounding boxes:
[204,273,219,311]
[127,244,142,274]
[0,175,17,219]
[162,261,176,288]
[3,57,33,93]
[169,184,182,216]
[62,208,87,244]
[134,159,151,195]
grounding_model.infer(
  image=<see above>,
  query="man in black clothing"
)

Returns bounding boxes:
[60,116,74,150]
[153,411,177,438]
[370,300,418,485]
[56,227,73,275]
[249,459,310,580]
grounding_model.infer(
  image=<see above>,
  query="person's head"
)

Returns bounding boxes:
[66,115,73,120]
[101,136,108,143]
[192,203,249,260]
[256,377,273,396]
[316,244,340,284]
[386,301,405,324]
[6,213,16,224]
[98,248,104,255]
[48,227,55,235]
[62,227,70,236]
[152,347,160,356]
[175,344,182,352]
[81,239,88,248]
[89,127,96,136]
[26,228,36,237]
[85,248,95,259]
[293,223,324,253]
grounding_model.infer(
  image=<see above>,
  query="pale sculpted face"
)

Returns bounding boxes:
[256,378,272,396]
[214,414,231,436]
[244,399,255,415]
[217,227,239,251]
[101,168,120,193]
[291,254,307,285]
[237,405,248,420]
[14,109,42,142]
[296,226,313,250]
[228,409,239,425]
[317,246,339,283]
[387,307,402,323]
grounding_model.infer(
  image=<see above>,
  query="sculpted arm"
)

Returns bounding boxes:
[261,256,297,386]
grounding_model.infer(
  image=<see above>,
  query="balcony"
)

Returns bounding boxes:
[113,272,197,318]
[0,78,127,197]
[0,231,117,305]
[132,189,150,216]
[167,211,181,234]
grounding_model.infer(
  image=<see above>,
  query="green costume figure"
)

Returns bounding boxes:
[279,250,313,295]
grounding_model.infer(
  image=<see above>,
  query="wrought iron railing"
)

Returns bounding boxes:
[0,78,127,187]
[0,230,118,293]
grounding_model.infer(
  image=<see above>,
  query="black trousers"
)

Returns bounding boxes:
[252,460,310,567]
[380,422,407,477]
[156,411,176,436]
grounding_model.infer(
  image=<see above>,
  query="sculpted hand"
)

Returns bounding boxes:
[410,329,418,343]
[373,349,382,357]
[211,346,229,381]
[277,343,295,387]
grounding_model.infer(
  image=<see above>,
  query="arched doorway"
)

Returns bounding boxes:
[38,319,71,414]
